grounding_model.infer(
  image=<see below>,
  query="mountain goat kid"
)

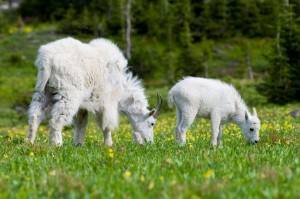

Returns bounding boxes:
[26,37,162,146]
[168,77,260,146]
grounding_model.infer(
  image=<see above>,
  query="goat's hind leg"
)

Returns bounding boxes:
[175,106,197,146]
[26,92,48,144]
[175,107,183,144]
[49,93,81,146]
[73,109,88,146]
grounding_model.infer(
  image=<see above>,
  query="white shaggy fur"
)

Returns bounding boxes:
[168,77,260,146]
[26,37,161,146]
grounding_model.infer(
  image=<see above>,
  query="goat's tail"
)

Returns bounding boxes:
[167,89,175,108]
[34,49,52,93]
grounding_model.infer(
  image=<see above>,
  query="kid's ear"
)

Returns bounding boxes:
[245,111,249,121]
[253,107,257,117]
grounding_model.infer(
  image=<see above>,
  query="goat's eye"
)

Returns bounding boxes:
[250,128,254,132]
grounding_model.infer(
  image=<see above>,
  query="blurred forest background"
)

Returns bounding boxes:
[0,0,300,123]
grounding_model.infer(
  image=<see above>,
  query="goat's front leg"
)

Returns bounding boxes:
[217,125,223,146]
[73,109,88,146]
[49,94,80,146]
[210,112,221,147]
[103,129,113,147]
[96,105,118,147]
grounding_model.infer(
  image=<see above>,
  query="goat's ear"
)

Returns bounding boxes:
[253,107,257,117]
[245,111,249,121]
[149,109,155,117]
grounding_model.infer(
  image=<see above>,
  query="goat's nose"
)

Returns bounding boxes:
[255,140,259,143]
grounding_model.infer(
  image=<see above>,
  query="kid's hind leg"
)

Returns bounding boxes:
[175,106,197,146]
[73,109,88,146]
[49,94,81,146]
[26,92,49,144]
[175,107,183,131]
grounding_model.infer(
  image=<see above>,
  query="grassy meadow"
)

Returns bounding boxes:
[1,32,300,198]
[1,105,300,198]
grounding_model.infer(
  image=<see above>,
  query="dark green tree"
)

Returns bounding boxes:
[258,3,300,104]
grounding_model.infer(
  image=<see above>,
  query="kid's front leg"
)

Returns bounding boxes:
[217,126,222,146]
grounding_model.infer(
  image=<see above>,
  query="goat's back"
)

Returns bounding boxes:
[169,77,242,114]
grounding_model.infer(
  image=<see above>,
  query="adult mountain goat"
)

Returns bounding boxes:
[168,77,260,146]
[26,37,162,146]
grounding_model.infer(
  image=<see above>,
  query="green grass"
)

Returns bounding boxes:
[1,105,300,198]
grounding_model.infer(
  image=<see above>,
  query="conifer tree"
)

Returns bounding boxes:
[259,2,300,104]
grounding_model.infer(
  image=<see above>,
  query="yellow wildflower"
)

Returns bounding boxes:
[49,170,56,176]
[171,180,176,186]
[148,182,155,190]
[8,27,15,34]
[277,139,281,145]
[285,140,292,145]
[108,153,114,158]
[260,173,266,179]
[123,171,131,178]
[24,26,33,33]
[159,176,165,182]
[29,152,34,157]
[203,169,214,179]
[140,175,145,182]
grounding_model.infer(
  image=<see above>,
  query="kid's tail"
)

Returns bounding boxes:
[168,89,175,108]
[34,47,52,93]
